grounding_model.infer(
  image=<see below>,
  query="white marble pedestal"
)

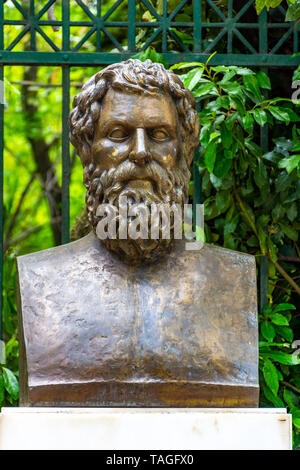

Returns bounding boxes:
[0,407,292,450]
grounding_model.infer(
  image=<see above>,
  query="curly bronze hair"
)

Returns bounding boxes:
[68,59,200,168]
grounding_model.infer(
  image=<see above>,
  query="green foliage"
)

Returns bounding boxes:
[259,302,300,448]
[0,336,19,406]
[255,0,300,20]
[285,0,300,20]
[170,59,300,447]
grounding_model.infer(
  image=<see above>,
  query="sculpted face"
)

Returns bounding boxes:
[91,89,180,187]
[69,59,200,264]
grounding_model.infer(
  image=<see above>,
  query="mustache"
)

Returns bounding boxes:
[99,159,174,198]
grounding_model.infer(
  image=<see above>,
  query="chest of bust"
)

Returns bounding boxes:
[17,235,259,406]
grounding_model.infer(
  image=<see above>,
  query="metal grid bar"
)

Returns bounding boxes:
[260,255,269,314]
[62,65,70,245]
[128,0,136,53]
[96,0,101,52]
[193,0,202,53]
[259,9,269,313]
[61,0,70,245]
[0,50,299,66]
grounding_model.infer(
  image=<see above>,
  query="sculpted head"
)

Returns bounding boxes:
[69,59,200,264]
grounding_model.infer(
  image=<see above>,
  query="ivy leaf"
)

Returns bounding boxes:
[204,140,217,173]
[219,70,237,83]
[200,126,211,146]
[279,223,298,241]
[270,0,283,8]
[219,81,242,97]
[269,313,289,326]
[253,109,268,126]
[243,75,263,102]
[275,172,292,193]
[256,70,271,89]
[268,238,278,263]
[283,388,296,409]
[254,159,269,192]
[261,351,300,365]
[243,113,254,130]
[286,0,300,21]
[255,0,267,14]
[216,190,231,212]
[213,151,232,178]
[278,154,300,174]
[275,326,293,343]
[262,384,284,407]
[193,82,218,97]
[292,411,300,429]
[263,359,279,396]
[220,122,232,149]
[268,106,290,123]
[261,320,276,341]
[2,367,19,400]
[273,303,296,313]
[170,62,204,70]
[0,374,4,404]
[184,67,204,91]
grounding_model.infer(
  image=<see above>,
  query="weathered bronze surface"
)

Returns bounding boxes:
[18,233,258,407]
[17,59,259,407]
[69,59,200,265]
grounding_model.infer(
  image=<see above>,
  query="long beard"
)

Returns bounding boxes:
[84,159,189,265]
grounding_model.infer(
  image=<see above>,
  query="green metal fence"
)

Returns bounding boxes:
[0,0,300,340]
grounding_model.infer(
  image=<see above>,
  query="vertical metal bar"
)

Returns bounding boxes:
[162,0,167,53]
[96,0,101,52]
[62,0,70,244]
[193,153,201,205]
[259,8,268,152]
[259,7,268,54]
[62,66,70,245]
[260,255,269,314]
[193,0,201,53]
[259,8,269,313]
[30,0,36,51]
[227,0,233,54]
[128,0,136,53]
[62,0,70,52]
[294,23,299,54]
[0,0,4,341]
[193,101,202,229]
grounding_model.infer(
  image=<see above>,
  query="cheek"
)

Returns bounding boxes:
[92,139,131,169]
[151,141,178,168]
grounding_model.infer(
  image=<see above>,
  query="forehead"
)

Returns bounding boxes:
[98,88,178,128]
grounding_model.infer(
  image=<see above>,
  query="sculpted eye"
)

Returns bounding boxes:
[108,127,129,141]
[151,128,169,141]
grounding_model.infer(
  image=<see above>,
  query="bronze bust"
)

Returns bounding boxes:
[17,59,258,407]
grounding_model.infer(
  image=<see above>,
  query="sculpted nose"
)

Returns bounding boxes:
[129,128,151,164]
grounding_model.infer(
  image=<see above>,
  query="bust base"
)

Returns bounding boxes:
[0,407,291,450]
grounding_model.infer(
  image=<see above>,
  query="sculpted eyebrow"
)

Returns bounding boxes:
[101,119,176,131]
[101,119,131,131]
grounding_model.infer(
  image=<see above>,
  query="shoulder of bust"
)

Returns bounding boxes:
[202,243,256,262]
[16,232,100,272]
[175,240,256,265]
